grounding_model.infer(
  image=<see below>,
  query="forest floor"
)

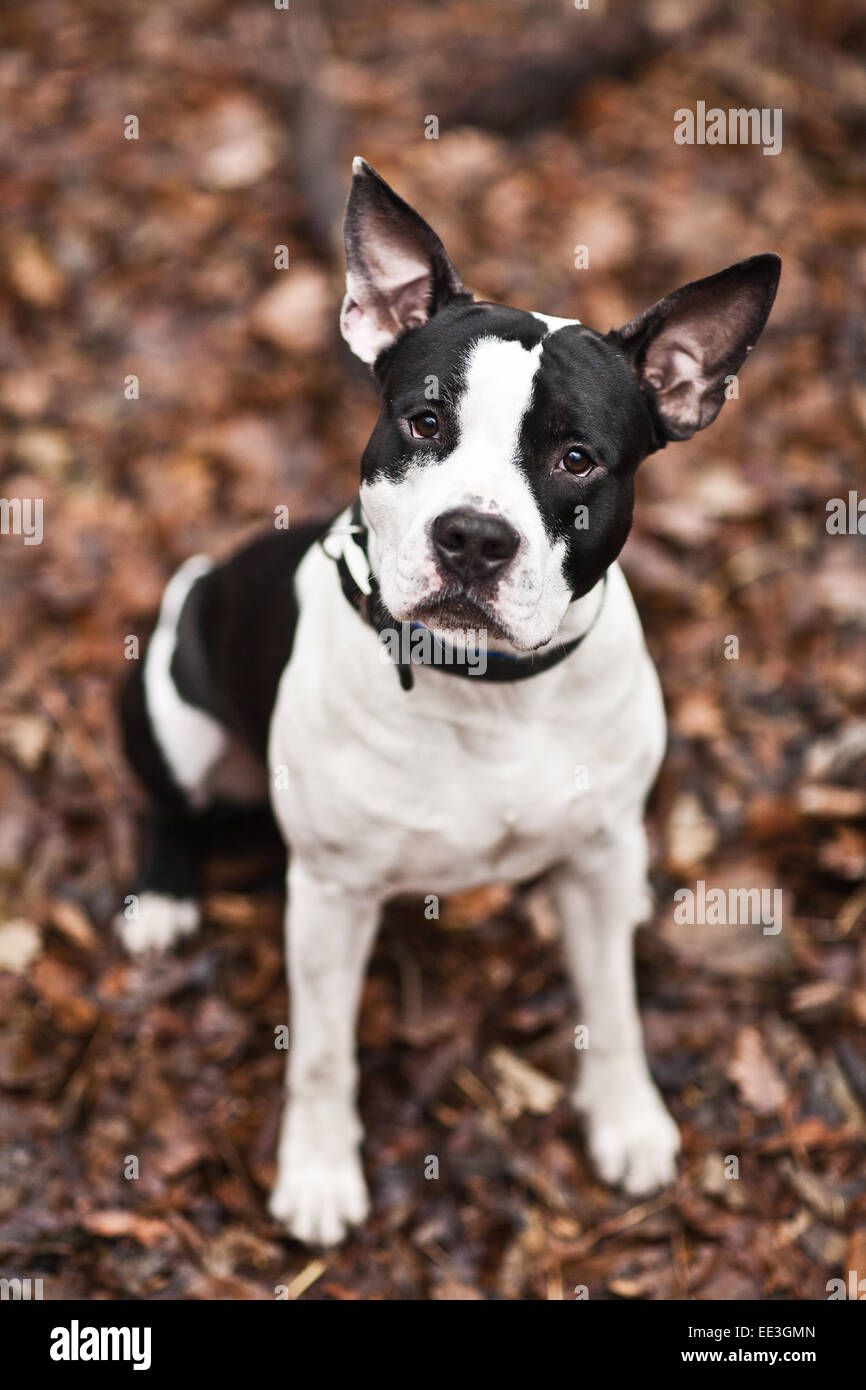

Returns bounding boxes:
[0,0,864,1298]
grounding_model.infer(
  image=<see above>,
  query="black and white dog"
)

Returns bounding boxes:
[118,159,780,1245]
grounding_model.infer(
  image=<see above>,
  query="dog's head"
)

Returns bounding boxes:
[341,158,780,652]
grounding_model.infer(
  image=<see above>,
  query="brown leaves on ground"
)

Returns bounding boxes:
[728,1028,788,1115]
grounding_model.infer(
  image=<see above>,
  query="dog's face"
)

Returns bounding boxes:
[355,302,651,650]
[341,159,780,652]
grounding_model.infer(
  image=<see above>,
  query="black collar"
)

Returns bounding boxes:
[321,499,607,692]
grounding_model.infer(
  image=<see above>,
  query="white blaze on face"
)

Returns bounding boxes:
[361,335,574,651]
[531,312,581,335]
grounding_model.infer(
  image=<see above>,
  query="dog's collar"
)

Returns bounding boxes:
[321,500,607,692]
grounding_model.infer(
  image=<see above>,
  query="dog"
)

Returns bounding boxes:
[117,158,780,1245]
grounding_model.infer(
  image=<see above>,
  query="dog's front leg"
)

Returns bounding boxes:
[269,860,381,1245]
[549,826,680,1197]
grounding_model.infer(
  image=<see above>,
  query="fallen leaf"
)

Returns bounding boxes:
[0,920,41,974]
[487,1045,563,1119]
[82,1211,171,1247]
[728,1026,787,1114]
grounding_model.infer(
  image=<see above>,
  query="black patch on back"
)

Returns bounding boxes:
[169,518,333,760]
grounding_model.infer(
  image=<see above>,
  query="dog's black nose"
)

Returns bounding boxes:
[432,508,520,584]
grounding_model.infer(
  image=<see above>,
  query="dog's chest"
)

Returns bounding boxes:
[282,694,597,894]
[368,714,590,891]
[269,549,664,898]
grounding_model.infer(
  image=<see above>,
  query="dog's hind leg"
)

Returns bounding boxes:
[116,813,204,954]
[117,556,229,956]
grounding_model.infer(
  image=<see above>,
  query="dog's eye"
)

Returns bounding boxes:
[409,411,440,440]
[560,448,594,477]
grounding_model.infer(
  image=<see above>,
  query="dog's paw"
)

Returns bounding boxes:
[576,1073,680,1197]
[270,1152,369,1246]
[114,893,200,956]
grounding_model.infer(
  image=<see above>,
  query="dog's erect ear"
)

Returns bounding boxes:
[615,254,781,442]
[340,157,469,365]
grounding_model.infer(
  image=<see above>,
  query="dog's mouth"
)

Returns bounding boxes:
[409,591,515,645]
